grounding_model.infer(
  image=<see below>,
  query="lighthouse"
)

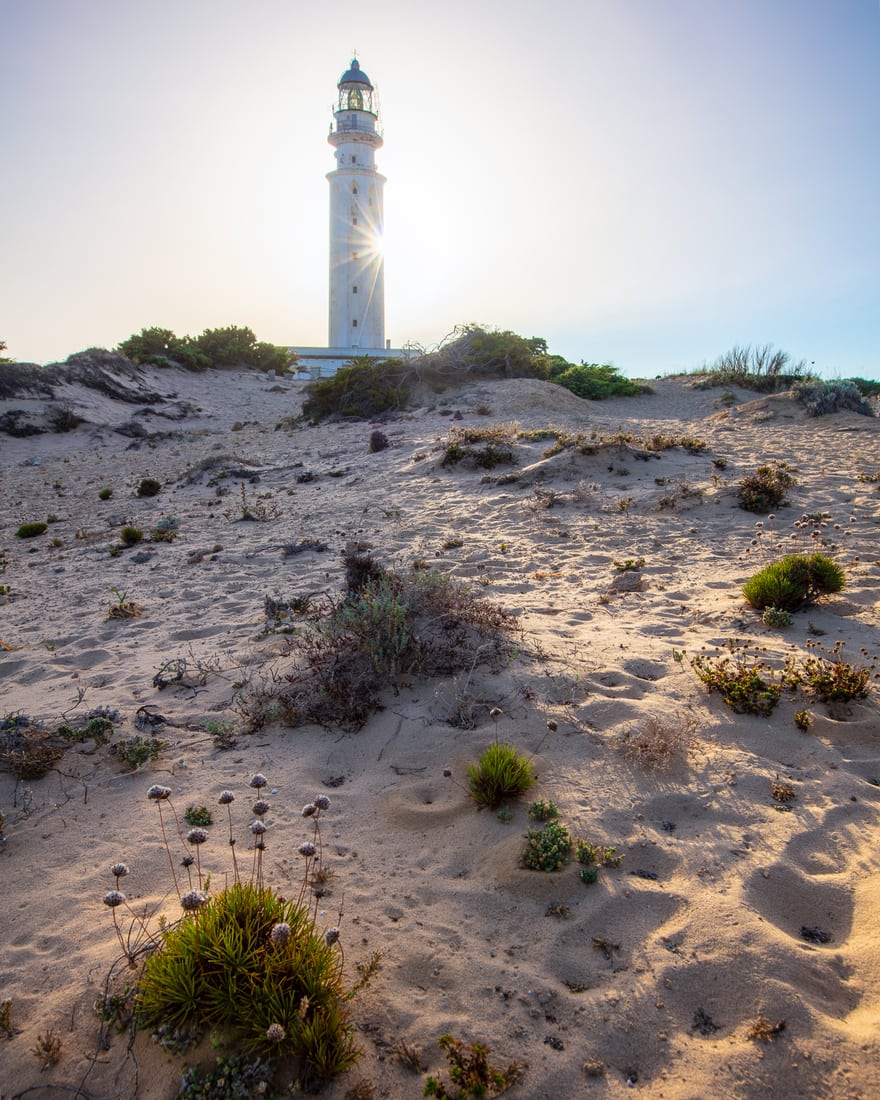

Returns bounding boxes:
[327,58,386,350]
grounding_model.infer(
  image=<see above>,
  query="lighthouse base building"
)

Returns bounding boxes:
[293,58,410,378]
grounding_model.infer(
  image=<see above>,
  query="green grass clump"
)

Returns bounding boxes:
[15,522,47,539]
[137,882,357,1079]
[521,820,571,871]
[467,744,534,810]
[98,487,113,501]
[738,463,797,513]
[743,553,845,612]
[184,805,213,827]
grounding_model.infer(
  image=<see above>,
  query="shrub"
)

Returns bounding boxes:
[695,344,811,392]
[303,358,410,422]
[795,379,876,418]
[369,430,389,453]
[521,820,571,871]
[15,522,47,539]
[237,556,518,733]
[616,714,695,769]
[48,404,83,432]
[111,736,167,768]
[553,363,642,400]
[795,642,876,705]
[424,1033,523,1099]
[690,649,782,715]
[120,526,143,546]
[98,487,113,500]
[743,553,845,611]
[527,799,559,822]
[738,463,796,513]
[136,477,161,498]
[761,606,794,628]
[575,841,623,868]
[467,744,535,809]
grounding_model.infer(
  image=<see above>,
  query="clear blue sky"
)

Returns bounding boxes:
[2,0,878,379]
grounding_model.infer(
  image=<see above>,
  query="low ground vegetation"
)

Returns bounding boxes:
[235,547,519,732]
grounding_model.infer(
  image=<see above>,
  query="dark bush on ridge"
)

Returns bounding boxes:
[303,358,410,422]
[794,379,876,418]
[553,363,643,400]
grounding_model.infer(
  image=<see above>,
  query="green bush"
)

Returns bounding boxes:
[738,463,796,513]
[119,325,292,374]
[553,363,642,400]
[794,379,876,418]
[466,743,535,809]
[15,522,48,539]
[120,526,143,546]
[743,553,845,611]
[136,477,161,498]
[98,487,113,501]
[303,358,410,422]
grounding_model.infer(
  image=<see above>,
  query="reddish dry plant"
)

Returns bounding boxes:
[616,714,696,769]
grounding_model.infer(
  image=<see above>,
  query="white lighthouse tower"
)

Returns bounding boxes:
[327,58,386,350]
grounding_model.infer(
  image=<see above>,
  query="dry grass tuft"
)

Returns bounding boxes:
[616,713,696,769]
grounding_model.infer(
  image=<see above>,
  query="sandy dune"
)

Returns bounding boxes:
[1,364,878,1099]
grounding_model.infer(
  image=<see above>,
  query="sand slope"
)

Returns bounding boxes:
[1,366,879,1099]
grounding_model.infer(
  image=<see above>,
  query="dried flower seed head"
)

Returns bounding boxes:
[266,1023,286,1043]
[250,820,267,835]
[180,889,208,912]
[110,862,129,878]
[490,707,502,719]
[443,767,452,778]
[181,855,195,868]
[218,790,235,805]
[252,799,270,816]
[546,719,558,732]
[103,890,126,908]
[270,923,292,946]
[186,827,208,845]
[314,794,331,811]
[324,927,340,946]
[298,841,316,857]
[147,784,172,801]
[250,773,268,789]
[301,803,317,818]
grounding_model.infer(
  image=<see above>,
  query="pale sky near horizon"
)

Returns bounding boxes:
[1,0,878,379]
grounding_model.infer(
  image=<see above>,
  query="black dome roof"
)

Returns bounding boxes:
[338,59,373,89]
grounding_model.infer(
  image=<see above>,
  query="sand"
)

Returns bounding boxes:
[1,363,879,1099]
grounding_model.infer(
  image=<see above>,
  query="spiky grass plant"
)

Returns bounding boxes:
[467,743,535,809]
[106,779,364,1087]
[136,882,357,1077]
[743,553,845,612]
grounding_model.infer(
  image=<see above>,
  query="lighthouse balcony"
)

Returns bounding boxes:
[332,117,383,139]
